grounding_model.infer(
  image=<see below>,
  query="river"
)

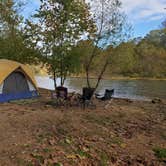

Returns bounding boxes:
[36,76,166,101]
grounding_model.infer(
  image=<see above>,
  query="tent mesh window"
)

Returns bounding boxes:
[3,71,29,94]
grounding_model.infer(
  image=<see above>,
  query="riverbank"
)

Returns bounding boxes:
[35,73,166,81]
[70,75,166,81]
[0,88,165,165]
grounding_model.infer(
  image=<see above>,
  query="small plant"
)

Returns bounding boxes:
[53,163,63,166]
[153,147,166,159]
[65,137,72,145]
[100,152,109,166]
[43,148,51,153]
[76,149,91,158]
[85,114,112,126]
[31,154,45,164]
[16,158,33,166]
[160,131,166,140]
[110,137,123,146]
[36,134,45,143]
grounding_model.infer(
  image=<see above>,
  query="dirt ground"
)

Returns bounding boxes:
[0,88,165,166]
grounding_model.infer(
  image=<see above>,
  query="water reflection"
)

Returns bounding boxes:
[36,76,166,100]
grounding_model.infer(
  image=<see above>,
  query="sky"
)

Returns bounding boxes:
[22,0,166,38]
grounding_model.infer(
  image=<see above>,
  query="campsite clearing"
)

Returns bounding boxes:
[0,88,165,166]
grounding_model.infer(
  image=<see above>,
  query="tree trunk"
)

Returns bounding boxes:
[85,1,104,88]
[62,70,67,86]
[94,59,109,90]
[53,71,57,90]
[86,67,91,88]
[60,54,63,86]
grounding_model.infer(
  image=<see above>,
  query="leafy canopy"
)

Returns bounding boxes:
[0,0,40,64]
[27,0,95,87]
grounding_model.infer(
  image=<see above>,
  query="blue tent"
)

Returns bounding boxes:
[0,59,39,102]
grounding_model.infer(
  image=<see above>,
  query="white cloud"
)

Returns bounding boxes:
[24,0,166,23]
[149,15,164,21]
[121,0,166,22]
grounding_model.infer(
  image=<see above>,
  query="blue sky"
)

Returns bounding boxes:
[22,0,166,38]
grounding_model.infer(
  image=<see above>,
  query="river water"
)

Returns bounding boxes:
[36,76,166,101]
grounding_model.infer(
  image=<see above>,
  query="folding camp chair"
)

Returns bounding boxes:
[95,89,114,101]
[50,87,69,107]
[79,87,96,109]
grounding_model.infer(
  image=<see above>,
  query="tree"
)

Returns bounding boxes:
[26,0,95,89]
[84,0,131,90]
[73,30,166,79]
[72,39,103,76]
[0,0,40,64]
[145,29,166,49]
[110,41,137,76]
[135,38,166,78]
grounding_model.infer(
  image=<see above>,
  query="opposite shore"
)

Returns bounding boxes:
[70,75,166,81]
[36,73,166,81]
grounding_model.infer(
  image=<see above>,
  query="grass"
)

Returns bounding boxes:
[76,149,91,159]
[53,163,63,166]
[110,136,123,146]
[84,114,112,126]
[56,127,68,136]
[58,137,72,148]
[43,148,52,153]
[10,99,38,105]
[100,152,109,166]
[16,158,33,166]
[56,118,73,137]
[36,134,46,143]
[160,131,166,140]
[31,154,45,164]
[153,147,166,159]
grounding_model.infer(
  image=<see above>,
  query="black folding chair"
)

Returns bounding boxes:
[79,88,96,109]
[95,89,114,101]
[49,87,68,107]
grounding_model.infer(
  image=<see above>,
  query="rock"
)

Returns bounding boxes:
[48,138,56,145]
[125,99,133,103]
[120,143,127,148]
[151,98,162,104]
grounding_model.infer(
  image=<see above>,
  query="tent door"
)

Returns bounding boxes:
[3,71,29,94]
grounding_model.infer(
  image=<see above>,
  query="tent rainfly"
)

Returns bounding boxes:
[0,59,39,102]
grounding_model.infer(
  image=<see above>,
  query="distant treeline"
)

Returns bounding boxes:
[72,28,166,79]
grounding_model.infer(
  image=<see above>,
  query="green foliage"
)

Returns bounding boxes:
[71,40,104,74]
[153,148,166,159]
[145,29,166,48]
[83,0,131,88]
[0,0,165,80]
[0,0,40,64]
[27,0,95,88]
[100,152,109,166]
[54,163,63,166]
[77,28,166,78]
[76,149,91,158]
[135,35,166,77]
[31,154,45,164]
[110,42,137,76]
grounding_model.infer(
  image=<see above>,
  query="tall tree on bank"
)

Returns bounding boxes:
[110,42,137,76]
[0,0,40,64]
[26,0,95,89]
[85,0,131,90]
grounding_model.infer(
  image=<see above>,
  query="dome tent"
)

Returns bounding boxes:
[0,59,38,102]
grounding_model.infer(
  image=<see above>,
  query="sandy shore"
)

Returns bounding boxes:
[0,88,165,166]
